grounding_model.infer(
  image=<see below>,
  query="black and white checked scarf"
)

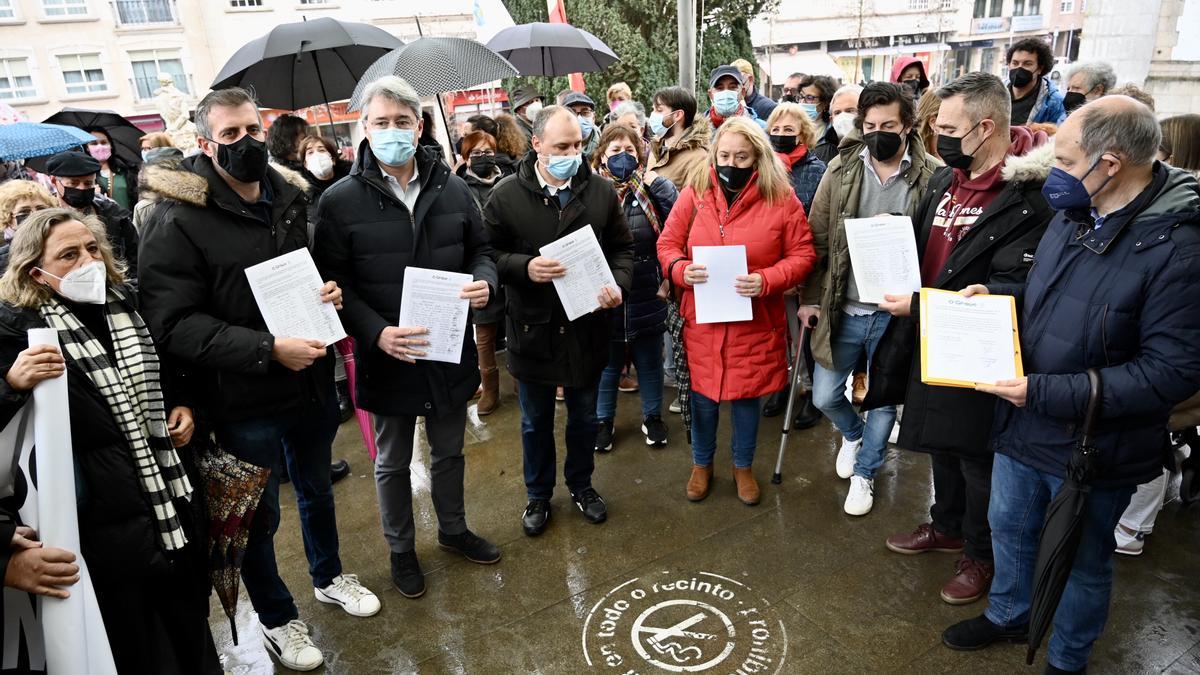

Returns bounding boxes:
[40,289,192,550]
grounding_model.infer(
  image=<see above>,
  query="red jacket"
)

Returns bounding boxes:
[657,169,816,401]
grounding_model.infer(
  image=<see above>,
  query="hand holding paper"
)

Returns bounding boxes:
[976,377,1028,407]
[692,246,753,324]
[397,267,472,363]
[245,249,347,346]
[539,226,619,321]
[919,288,1024,388]
[844,216,922,304]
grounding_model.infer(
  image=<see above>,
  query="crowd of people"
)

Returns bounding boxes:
[1,34,1200,674]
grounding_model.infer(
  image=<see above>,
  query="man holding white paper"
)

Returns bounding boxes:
[802,82,939,516]
[483,105,633,537]
[315,76,502,600]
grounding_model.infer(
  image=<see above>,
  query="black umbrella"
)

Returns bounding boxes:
[1026,368,1103,665]
[211,17,402,123]
[348,37,517,107]
[485,22,618,77]
[41,108,144,166]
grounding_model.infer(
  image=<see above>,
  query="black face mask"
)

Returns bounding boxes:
[716,164,754,191]
[936,121,984,171]
[769,134,798,154]
[212,134,268,183]
[1009,67,1035,89]
[863,130,904,162]
[1063,91,1087,114]
[901,79,923,100]
[60,186,94,209]
[470,155,497,176]
[781,94,799,104]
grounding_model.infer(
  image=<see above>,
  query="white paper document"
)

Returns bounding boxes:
[692,245,753,324]
[920,289,1023,387]
[844,216,922,304]
[397,266,473,364]
[245,248,346,346]
[539,225,619,321]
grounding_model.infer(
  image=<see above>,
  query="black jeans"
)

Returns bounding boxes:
[929,452,995,563]
[518,380,599,500]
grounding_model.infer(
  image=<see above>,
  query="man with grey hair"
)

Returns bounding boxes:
[315,75,501,600]
[1064,61,1118,114]
[483,104,633,537]
[140,86,379,672]
[813,83,862,164]
[943,96,1200,672]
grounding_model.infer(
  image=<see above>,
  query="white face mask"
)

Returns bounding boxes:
[306,152,334,179]
[524,101,544,119]
[832,111,857,139]
[37,260,107,304]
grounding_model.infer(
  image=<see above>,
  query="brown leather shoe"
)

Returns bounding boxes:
[940,557,994,605]
[477,367,500,415]
[686,465,713,502]
[885,522,965,555]
[732,467,760,506]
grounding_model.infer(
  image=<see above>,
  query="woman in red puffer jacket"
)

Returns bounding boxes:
[657,116,816,507]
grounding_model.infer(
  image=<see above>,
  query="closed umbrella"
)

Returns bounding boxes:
[485,22,618,77]
[212,16,402,124]
[0,122,96,161]
[347,37,518,106]
[42,108,145,166]
[1025,368,1103,665]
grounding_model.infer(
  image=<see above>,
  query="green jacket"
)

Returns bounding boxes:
[801,129,941,370]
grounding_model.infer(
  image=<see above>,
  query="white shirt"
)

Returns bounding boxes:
[383,163,421,214]
[859,146,912,188]
[534,161,571,196]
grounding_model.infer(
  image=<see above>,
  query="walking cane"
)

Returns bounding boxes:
[772,324,809,484]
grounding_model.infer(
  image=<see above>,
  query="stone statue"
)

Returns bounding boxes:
[154,72,198,153]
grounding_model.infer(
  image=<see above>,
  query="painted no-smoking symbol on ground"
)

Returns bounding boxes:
[631,599,737,672]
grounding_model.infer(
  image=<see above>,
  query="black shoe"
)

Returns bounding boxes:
[522,499,551,536]
[438,529,501,564]
[641,415,668,447]
[390,550,426,598]
[330,459,351,484]
[572,488,607,524]
[762,385,790,417]
[942,615,1027,651]
[336,379,354,423]
[792,394,822,430]
[1045,665,1086,675]
[595,418,615,453]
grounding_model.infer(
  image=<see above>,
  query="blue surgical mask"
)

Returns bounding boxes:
[606,152,639,182]
[369,128,416,167]
[541,153,582,180]
[712,90,740,117]
[800,102,820,121]
[648,110,675,137]
[578,115,595,139]
[1041,159,1113,211]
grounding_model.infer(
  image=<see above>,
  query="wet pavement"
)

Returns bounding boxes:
[211,366,1200,674]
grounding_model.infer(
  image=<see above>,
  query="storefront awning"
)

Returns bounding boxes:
[758,50,845,83]
[829,42,951,57]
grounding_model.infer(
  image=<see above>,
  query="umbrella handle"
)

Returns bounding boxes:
[1080,368,1103,447]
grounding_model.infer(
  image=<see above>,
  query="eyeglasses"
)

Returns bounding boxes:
[797,94,820,103]
[11,205,48,222]
[367,119,417,131]
[469,149,495,158]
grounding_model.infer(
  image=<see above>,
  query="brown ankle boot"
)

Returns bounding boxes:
[686,465,713,502]
[732,467,760,505]
[477,367,500,415]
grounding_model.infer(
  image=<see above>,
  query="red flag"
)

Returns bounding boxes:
[546,0,586,93]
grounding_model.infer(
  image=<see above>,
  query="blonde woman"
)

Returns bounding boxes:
[0,208,217,673]
[766,102,827,212]
[656,116,816,505]
[0,179,55,242]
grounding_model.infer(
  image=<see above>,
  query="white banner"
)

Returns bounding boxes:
[0,329,116,674]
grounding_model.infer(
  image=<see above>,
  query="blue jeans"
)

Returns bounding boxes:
[690,390,761,468]
[985,453,1135,671]
[519,380,599,500]
[812,311,896,479]
[596,333,665,420]
[215,389,342,629]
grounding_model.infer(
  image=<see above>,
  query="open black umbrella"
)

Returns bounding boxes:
[212,17,402,121]
[41,108,144,165]
[485,22,618,76]
[1026,368,1103,665]
[348,37,517,108]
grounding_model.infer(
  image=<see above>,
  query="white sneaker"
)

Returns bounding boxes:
[669,396,683,414]
[1114,526,1146,556]
[835,436,862,479]
[315,573,381,617]
[844,475,874,516]
[261,619,324,671]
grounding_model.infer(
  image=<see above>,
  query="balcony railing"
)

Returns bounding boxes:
[112,0,178,27]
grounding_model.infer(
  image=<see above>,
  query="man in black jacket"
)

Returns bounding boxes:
[44,151,139,280]
[138,87,378,672]
[315,76,500,600]
[873,73,1055,606]
[484,105,634,536]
